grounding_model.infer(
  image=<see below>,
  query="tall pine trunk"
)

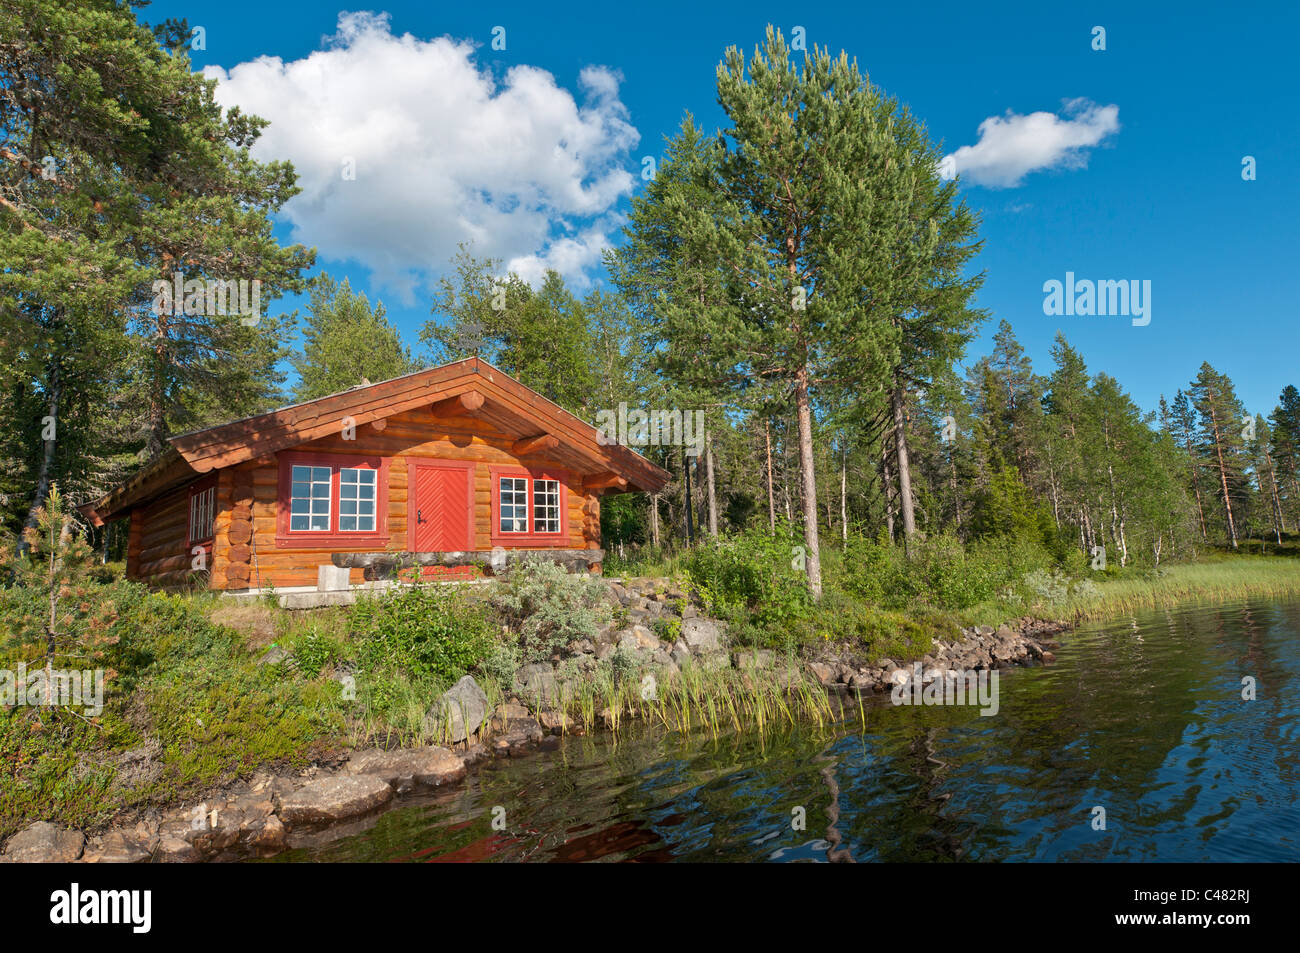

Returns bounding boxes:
[682,447,695,545]
[840,444,848,543]
[765,418,776,532]
[24,361,60,536]
[891,385,916,556]
[882,448,896,542]
[1263,445,1285,541]
[1207,405,1239,548]
[704,431,718,537]
[794,369,823,597]
[1183,433,1208,538]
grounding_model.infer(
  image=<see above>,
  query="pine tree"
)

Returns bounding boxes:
[1188,363,1249,548]
[1166,390,1209,539]
[0,0,312,535]
[1248,414,1285,543]
[291,275,414,402]
[1269,385,1300,527]
[673,29,907,594]
[423,250,598,416]
[866,102,985,556]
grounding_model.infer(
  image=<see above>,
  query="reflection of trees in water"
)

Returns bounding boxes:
[902,726,968,861]
[813,749,856,863]
[1217,601,1298,794]
[473,724,839,861]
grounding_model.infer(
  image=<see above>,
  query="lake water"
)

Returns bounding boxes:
[270,598,1300,862]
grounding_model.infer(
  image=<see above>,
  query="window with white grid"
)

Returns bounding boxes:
[499,477,529,533]
[532,479,561,533]
[339,467,377,532]
[290,465,332,531]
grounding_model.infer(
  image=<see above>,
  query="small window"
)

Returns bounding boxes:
[491,468,566,541]
[189,483,216,545]
[339,467,377,532]
[499,477,529,533]
[532,479,560,533]
[289,465,332,532]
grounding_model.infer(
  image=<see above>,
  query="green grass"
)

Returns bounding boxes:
[603,544,690,579]
[1011,555,1300,623]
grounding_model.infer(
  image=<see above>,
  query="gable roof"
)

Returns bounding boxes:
[80,357,671,526]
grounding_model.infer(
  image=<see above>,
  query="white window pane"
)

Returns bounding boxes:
[532,479,560,533]
[289,462,335,532]
[500,477,528,533]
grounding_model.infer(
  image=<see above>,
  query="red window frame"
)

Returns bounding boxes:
[489,465,569,546]
[276,451,390,548]
[187,475,218,550]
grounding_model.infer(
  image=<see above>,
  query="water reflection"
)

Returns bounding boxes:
[267,599,1300,863]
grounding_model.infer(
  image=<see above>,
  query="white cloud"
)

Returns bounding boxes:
[203,12,639,300]
[940,98,1120,188]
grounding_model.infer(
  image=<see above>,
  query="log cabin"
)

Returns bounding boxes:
[79,358,671,592]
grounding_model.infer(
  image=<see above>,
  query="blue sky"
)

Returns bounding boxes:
[140,0,1297,417]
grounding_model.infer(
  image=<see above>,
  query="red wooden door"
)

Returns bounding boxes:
[410,463,473,552]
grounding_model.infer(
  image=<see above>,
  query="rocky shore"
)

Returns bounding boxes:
[804,618,1068,695]
[0,578,1069,863]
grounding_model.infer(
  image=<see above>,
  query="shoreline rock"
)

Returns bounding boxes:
[804,616,1070,696]
[0,576,1071,864]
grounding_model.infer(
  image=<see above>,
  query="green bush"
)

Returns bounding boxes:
[651,614,682,643]
[350,585,495,683]
[488,559,611,663]
[682,523,816,636]
[842,533,1054,612]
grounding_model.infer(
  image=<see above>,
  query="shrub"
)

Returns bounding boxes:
[651,614,682,643]
[682,523,816,636]
[488,559,611,663]
[478,641,521,686]
[841,533,1004,611]
[1023,568,1071,605]
[286,625,350,679]
[350,585,494,683]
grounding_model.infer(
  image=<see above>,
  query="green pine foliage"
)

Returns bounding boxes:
[291,275,415,401]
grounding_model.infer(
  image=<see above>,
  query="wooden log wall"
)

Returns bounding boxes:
[123,407,607,591]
